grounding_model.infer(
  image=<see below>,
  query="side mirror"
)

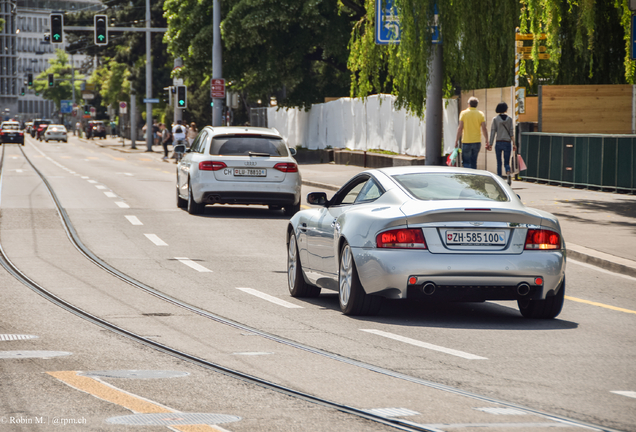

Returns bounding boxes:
[289,147,297,156]
[307,192,328,206]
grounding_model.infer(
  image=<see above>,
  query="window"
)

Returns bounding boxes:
[354,179,383,203]
[190,131,208,153]
[210,134,287,156]
[392,173,509,202]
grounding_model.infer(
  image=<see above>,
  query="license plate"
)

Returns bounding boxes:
[445,230,505,246]
[234,168,266,177]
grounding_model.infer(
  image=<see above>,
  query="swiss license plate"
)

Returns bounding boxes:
[445,230,505,246]
[234,168,266,177]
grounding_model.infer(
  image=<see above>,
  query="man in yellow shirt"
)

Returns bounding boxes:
[454,97,489,169]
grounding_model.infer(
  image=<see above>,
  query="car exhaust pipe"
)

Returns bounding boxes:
[209,195,220,203]
[517,283,531,296]
[422,282,436,295]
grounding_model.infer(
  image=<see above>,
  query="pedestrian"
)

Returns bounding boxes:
[454,96,489,169]
[171,120,187,158]
[160,123,172,161]
[75,121,81,137]
[489,102,516,181]
[187,122,198,148]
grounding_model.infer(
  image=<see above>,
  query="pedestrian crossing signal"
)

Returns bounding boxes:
[50,14,63,44]
[94,15,108,46]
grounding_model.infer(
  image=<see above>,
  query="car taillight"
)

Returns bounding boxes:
[199,161,227,171]
[274,163,298,173]
[377,228,427,249]
[524,229,561,250]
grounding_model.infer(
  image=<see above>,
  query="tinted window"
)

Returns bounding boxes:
[392,173,509,202]
[210,134,287,156]
[354,179,382,203]
[2,123,19,130]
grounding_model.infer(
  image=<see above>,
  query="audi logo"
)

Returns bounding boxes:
[244,161,257,166]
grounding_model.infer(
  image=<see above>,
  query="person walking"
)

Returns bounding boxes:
[187,122,198,148]
[160,123,172,161]
[489,102,516,183]
[171,120,187,156]
[454,96,489,169]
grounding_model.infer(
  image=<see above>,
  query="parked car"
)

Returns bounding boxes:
[31,119,51,137]
[176,126,302,216]
[43,124,68,143]
[0,121,25,145]
[89,121,106,139]
[286,166,566,318]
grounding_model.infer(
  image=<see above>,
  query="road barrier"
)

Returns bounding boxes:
[520,132,636,193]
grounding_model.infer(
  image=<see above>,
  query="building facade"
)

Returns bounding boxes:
[1,0,100,121]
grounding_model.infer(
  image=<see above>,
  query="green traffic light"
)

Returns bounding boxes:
[98,35,105,41]
[179,100,185,106]
[53,34,60,40]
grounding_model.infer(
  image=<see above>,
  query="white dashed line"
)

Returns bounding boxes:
[95,185,107,190]
[81,176,89,179]
[87,180,98,184]
[174,257,212,272]
[360,329,487,360]
[611,391,636,399]
[236,288,303,308]
[104,191,117,198]
[15,169,23,173]
[125,215,143,225]
[144,234,168,246]
[115,202,130,208]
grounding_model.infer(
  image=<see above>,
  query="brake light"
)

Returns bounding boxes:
[525,229,561,250]
[199,161,227,171]
[377,228,427,249]
[274,162,298,173]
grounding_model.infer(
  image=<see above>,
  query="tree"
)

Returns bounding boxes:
[33,50,84,110]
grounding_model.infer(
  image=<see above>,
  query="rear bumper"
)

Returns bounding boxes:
[201,191,297,205]
[351,247,565,301]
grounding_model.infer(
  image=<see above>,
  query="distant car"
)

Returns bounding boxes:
[286,166,566,318]
[0,121,25,145]
[43,124,68,143]
[176,126,302,216]
[89,121,106,139]
[31,119,52,137]
[24,122,33,134]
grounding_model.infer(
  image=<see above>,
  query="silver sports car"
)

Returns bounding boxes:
[286,166,566,318]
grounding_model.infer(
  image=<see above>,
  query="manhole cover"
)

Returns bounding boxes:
[0,351,71,359]
[80,370,189,379]
[106,413,241,426]
[0,334,39,341]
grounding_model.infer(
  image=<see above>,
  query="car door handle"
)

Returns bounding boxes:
[330,218,337,228]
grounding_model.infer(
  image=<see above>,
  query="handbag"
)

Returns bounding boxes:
[517,154,527,171]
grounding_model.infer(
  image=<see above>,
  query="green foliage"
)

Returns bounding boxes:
[33,50,85,109]
[92,59,131,107]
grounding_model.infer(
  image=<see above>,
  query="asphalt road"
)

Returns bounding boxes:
[0,135,634,432]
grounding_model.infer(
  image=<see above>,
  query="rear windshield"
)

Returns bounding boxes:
[392,173,509,202]
[2,124,19,130]
[209,134,287,156]
[47,125,66,131]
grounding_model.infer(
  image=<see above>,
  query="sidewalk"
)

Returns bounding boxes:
[79,135,636,278]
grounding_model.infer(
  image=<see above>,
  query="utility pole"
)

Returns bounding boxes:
[173,57,183,124]
[425,4,442,165]
[130,81,136,149]
[212,0,222,126]
[145,0,153,151]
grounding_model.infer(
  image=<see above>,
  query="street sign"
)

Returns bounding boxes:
[90,107,96,117]
[60,100,72,114]
[119,101,127,114]
[82,92,94,100]
[516,46,547,53]
[515,33,547,40]
[211,78,225,98]
[632,14,636,60]
[375,0,401,44]
[143,98,160,103]
[521,53,551,60]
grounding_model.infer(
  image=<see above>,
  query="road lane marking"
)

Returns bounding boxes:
[565,296,636,315]
[95,185,107,190]
[145,234,168,246]
[47,372,229,431]
[236,288,303,308]
[569,259,636,282]
[125,215,143,225]
[360,329,487,360]
[115,201,130,208]
[15,169,23,173]
[611,391,636,399]
[104,191,117,198]
[88,180,98,184]
[175,257,213,272]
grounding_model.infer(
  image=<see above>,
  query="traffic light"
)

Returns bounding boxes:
[20,87,25,96]
[177,85,187,108]
[84,105,90,115]
[27,73,33,87]
[94,14,108,46]
[50,13,63,44]
[48,74,54,87]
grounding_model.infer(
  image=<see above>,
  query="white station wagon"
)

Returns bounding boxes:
[176,127,302,216]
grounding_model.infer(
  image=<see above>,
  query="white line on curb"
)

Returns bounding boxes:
[237,288,303,308]
[360,329,487,360]
[174,257,213,272]
[144,234,168,246]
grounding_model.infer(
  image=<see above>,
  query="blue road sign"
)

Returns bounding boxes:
[375,0,401,45]
[632,15,636,60]
[60,100,72,114]
[143,98,160,103]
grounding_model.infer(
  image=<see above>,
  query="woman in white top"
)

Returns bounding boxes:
[488,102,516,180]
[187,122,198,147]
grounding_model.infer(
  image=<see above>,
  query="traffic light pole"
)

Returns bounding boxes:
[145,0,153,151]
[212,0,222,126]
